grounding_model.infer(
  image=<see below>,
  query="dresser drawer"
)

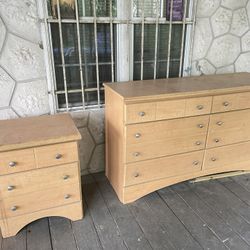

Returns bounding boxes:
[207,109,250,148]
[34,142,78,168]
[203,141,250,171]
[0,149,35,175]
[125,102,156,124]
[0,163,79,199]
[185,97,212,116]
[0,183,81,219]
[212,92,250,113]
[125,151,203,186]
[126,116,209,163]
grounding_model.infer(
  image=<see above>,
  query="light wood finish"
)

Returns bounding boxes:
[125,102,156,124]
[0,201,83,238]
[126,115,208,162]
[125,151,203,186]
[0,148,35,175]
[0,163,79,199]
[207,109,250,148]
[212,92,250,113]
[204,141,250,171]
[0,114,83,237]
[35,142,78,168]
[105,73,250,204]
[0,113,81,152]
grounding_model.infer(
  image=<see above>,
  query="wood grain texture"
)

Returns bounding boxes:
[34,142,78,168]
[0,114,81,152]
[0,148,35,175]
[0,163,79,199]
[104,73,250,103]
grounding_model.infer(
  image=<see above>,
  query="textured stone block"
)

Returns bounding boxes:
[0,17,6,52]
[0,108,18,120]
[207,35,241,68]
[78,127,95,174]
[216,65,235,74]
[70,110,89,128]
[0,0,40,43]
[211,7,232,37]
[235,52,250,72]
[88,109,105,144]
[221,0,248,10]
[89,144,105,173]
[0,34,45,81]
[242,31,250,52]
[231,8,249,37]
[0,67,15,107]
[191,59,216,76]
[12,79,50,117]
[193,18,213,61]
[197,0,220,17]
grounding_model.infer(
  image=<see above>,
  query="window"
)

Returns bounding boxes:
[43,0,196,111]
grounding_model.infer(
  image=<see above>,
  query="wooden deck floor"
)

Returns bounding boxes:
[2,173,250,249]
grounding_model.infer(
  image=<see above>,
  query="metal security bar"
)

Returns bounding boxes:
[45,0,196,111]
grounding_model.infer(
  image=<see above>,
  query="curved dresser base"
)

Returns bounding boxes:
[122,167,250,204]
[0,201,83,238]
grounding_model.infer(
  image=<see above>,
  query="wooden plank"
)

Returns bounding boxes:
[189,181,250,245]
[49,217,77,250]
[158,186,228,249]
[144,192,202,249]
[231,174,250,192]
[172,182,250,249]
[1,228,26,250]
[93,173,152,250]
[26,218,52,250]
[72,198,102,250]
[83,175,127,250]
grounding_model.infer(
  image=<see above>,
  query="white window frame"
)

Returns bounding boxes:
[38,0,197,113]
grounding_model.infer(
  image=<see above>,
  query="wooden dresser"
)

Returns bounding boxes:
[0,114,83,238]
[104,73,250,204]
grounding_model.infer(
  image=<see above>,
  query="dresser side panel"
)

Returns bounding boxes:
[105,87,125,202]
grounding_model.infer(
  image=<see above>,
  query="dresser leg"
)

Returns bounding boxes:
[0,201,84,238]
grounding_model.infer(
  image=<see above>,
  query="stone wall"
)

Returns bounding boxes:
[192,0,250,75]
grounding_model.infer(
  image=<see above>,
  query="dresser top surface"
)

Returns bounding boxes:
[0,114,81,152]
[104,73,250,101]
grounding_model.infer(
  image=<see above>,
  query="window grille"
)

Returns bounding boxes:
[44,0,196,111]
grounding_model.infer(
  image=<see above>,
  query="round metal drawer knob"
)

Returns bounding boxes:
[55,153,62,160]
[133,152,140,157]
[211,157,217,162]
[134,172,139,178]
[8,185,15,191]
[64,194,71,199]
[223,101,229,107]
[197,124,204,128]
[216,121,223,126]
[11,206,17,211]
[138,111,146,117]
[214,138,220,143]
[135,133,141,138]
[197,105,204,110]
[63,175,69,180]
[193,161,199,166]
[195,141,202,146]
[9,161,16,167]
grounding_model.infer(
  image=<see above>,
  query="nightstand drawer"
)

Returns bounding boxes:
[185,97,212,116]
[0,183,81,219]
[0,149,35,175]
[125,151,203,186]
[0,163,79,199]
[125,102,156,124]
[34,142,78,168]
[212,92,250,113]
